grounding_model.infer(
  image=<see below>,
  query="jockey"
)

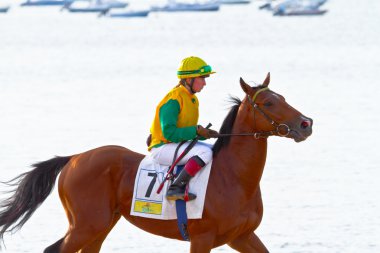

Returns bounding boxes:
[148,56,219,201]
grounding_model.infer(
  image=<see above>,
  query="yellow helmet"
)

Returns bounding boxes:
[177,56,216,79]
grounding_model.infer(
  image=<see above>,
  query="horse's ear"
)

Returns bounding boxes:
[240,77,251,95]
[262,72,270,87]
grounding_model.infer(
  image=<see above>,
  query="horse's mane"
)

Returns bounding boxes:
[212,96,242,157]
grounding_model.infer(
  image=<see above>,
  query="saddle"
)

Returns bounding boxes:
[130,155,212,220]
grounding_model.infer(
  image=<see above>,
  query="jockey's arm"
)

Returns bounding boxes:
[159,99,197,143]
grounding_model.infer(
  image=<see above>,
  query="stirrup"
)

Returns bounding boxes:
[166,191,197,201]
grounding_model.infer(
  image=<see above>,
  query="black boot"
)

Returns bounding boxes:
[166,169,196,201]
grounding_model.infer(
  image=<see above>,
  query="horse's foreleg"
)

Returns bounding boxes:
[228,232,269,253]
[189,233,215,253]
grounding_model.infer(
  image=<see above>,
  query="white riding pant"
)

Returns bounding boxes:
[150,141,213,166]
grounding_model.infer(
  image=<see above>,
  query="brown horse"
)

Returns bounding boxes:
[0,73,312,253]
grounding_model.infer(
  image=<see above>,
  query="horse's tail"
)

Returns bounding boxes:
[0,156,72,243]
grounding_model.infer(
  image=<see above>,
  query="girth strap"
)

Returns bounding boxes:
[175,165,190,241]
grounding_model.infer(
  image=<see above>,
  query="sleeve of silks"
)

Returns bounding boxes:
[159,99,197,142]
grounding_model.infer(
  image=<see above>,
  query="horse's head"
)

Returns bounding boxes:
[239,73,313,142]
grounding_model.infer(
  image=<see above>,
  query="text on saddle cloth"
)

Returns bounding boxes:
[130,155,212,220]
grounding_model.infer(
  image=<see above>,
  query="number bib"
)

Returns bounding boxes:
[133,166,166,215]
[130,155,212,220]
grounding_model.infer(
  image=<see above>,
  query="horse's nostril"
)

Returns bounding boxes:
[301,120,310,129]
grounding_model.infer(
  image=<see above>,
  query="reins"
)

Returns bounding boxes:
[211,87,291,139]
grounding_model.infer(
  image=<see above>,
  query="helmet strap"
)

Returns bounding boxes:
[181,78,196,94]
[188,78,196,94]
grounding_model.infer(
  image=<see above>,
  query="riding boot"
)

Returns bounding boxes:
[166,156,206,201]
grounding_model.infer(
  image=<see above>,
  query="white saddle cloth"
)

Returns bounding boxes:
[130,155,212,220]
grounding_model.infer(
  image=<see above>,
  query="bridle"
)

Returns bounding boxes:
[213,87,291,139]
[249,87,291,138]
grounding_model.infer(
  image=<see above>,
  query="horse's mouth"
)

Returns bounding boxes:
[289,129,311,142]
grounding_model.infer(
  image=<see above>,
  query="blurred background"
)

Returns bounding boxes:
[0,0,379,252]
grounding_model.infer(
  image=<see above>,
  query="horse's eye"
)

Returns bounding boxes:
[264,101,273,107]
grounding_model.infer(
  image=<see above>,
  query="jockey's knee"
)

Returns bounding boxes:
[196,146,213,165]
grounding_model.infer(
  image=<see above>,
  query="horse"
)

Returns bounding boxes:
[0,73,313,253]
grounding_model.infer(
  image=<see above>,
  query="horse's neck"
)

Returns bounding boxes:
[228,137,267,186]
[218,110,268,198]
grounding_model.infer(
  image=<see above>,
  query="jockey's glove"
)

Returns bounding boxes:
[197,125,219,139]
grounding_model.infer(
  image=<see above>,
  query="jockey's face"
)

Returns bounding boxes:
[189,76,207,93]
